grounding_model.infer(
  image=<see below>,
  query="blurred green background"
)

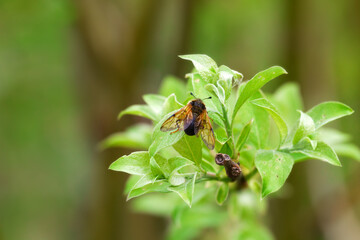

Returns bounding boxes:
[1,0,359,239]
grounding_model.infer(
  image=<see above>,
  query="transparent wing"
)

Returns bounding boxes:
[160,104,193,132]
[195,111,215,150]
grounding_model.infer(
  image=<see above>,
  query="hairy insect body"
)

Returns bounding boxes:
[160,98,215,149]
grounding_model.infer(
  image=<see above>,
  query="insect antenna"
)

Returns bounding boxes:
[202,96,212,100]
[190,92,197,98]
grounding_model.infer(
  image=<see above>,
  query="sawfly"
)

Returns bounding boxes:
[160,93,215,150]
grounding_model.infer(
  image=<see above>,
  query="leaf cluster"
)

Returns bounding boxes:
[105,54,358,205]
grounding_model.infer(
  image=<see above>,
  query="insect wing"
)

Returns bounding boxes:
[195,111,215,150]
[160,104,193,132]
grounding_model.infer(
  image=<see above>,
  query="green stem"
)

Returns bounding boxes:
[221,103,236,157]
[244,168,258,181]
[196,173,231,184]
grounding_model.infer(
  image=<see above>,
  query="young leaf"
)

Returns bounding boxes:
[143,94,167,115]
[100,124,152,150]
[168,173,197,207]
[201,159,218,174]
[251,98,288,145]
[118,104,157,121]
[216,182,229,205]
[232,66,287,122]
[292,141,341,166]
[173,135,202,166]
[159,75,187,103]
[292,111,315,145]
[191,73,221,114]
[236,119,253,152]
[127,180,171,200]
[109,151,151,175]
[150,154,171,178]
[219,139,233,158]
[149,113,185,157]
[179,54,218,82]
[161,94,184,118]
[307,101,354,129]
[255,150,294,198]
[168,157,194,186]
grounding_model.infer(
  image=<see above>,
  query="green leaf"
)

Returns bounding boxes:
[179,54,218,82]
[173,135,202,166]
[190,73,221,114]
[100,124,152,150]
[150,154,171,178]
[168,173,197,207]
[232,66,287,122]
[159,75,187,103]
[168,156,195,172]
[118,104,157,121]
[272,82,303,126]
[149,113,185,157]
[307,101,354,129]
[127,180,171,200]
[127,173,158,196]
[255,150,294,198]
[161,94,184,118]
[251,98,288,144]
[248,101,270,149]
[333,144,360,161]
[143,94,167,115]
[216,182,229,205]
[292,141,341,166]
[201,159,217,174]
[219,139,233,157]
[218,65,243,86]
[205,83,225,104]
[168,157,195,186]
[207,110,225,128]
[236,119,253,152]
[109,151,151,175]
[292,111,315,145]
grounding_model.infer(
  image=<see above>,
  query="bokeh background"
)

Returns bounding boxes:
[1,0,359,239]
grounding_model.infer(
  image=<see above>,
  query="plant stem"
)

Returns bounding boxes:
[244,168,258,181]
[196,173,231,183]
[221,103,236,156]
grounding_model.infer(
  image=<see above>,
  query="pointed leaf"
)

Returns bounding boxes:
[127,180,171,200]
[168,173,197,207]
[118,104,157,121]
[179,54,218,82]
[251,98,288,144]
[292,141,341,166]
[236,119,253,152]
[109,151,151,175]
[216,182,229,205]
[232,66,287,122]
[307,101,354,129]
[143,94,167,115]
[149,113,185,157]
[173,135,202,166]
[292,111,315,145]
[255,150,294,198]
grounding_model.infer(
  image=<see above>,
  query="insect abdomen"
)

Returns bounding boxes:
[184,121,195,136]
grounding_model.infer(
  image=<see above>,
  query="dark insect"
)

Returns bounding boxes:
[160,93,215,150]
